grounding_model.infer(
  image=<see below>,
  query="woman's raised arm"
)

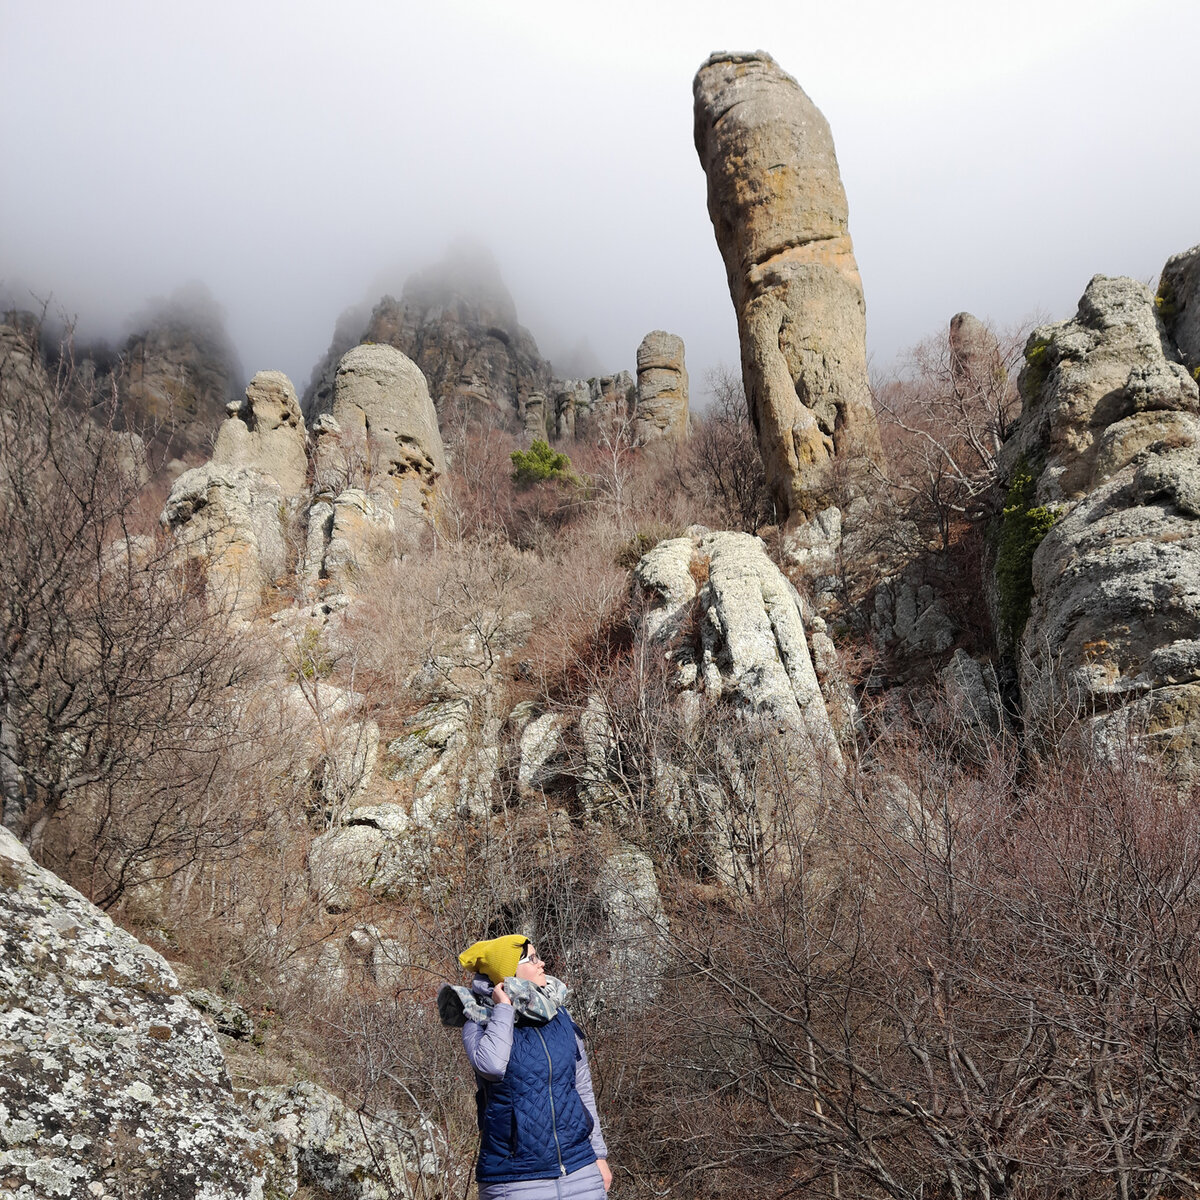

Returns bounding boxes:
[461,1003,515,1081]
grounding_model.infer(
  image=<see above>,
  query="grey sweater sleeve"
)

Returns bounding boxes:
[461,1005,515,1081]
[573,1033,608,1160]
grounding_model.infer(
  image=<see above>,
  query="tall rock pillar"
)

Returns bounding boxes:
[693,51,885,524]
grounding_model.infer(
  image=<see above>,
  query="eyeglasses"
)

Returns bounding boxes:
[519,945,544,967]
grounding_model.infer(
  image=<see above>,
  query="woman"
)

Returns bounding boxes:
[438,934,613,1197]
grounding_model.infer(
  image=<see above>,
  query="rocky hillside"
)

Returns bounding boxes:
[3,47,1200,1200]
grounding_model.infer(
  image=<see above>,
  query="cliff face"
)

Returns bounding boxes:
[692,51,885,524]
[117,288,243,455]
[998,262,1200,776]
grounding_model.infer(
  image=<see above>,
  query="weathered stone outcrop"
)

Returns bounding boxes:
[693,51,885,525]
[949,311,1005,398]
[0,828,272,1198]
[317,343,445,512]
[303,345,446,589]
[554,371,636,441]
[634,529,841,764]
[212,370,308,497]
[634,331,690,445]
[357,245,553,421]
[999,271,1200,775]
[1158,243,1200,375]
[161,463,287,614]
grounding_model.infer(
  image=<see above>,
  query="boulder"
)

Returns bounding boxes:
[634,331,689,444]
[249,1081,435,1200]
[0,827,271,1198]
[693,51,885,524]
[308,805,419,912]
[635,529,841,764]
[213,370,308,497]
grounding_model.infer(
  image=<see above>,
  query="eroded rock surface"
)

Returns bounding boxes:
[635,529,841,763]
[634,331,689,445]
[161,463,287,614]
[250,1081,435,1200]
[693,51,885,523]
[213,370,308,497]
[1000,270,1200,775]
[0,829,271,1199]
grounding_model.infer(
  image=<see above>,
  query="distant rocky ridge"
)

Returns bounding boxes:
[305,246,688,447]
[693,51,885,523]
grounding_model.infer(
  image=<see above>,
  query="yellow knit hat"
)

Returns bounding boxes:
[458,934,529,985]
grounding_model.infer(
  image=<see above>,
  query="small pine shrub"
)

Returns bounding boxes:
[510,440,577,490]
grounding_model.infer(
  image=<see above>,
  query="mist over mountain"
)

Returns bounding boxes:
[3,2,1197,410]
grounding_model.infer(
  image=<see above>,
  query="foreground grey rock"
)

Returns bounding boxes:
[0,828,271,1199]
[1000,270,1200,775]
[249,1080,436,1200]
[693,51,885,524]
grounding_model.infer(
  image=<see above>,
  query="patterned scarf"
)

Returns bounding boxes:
[437,973,568,1028]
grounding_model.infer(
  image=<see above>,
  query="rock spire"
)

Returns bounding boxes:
[693,51,885,523]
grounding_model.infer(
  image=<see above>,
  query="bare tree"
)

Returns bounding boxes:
[874,317,1027,549]
[0,320,264,906]
[681,366,776,534]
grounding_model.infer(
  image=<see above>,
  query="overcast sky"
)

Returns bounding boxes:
[2,0,1197,401]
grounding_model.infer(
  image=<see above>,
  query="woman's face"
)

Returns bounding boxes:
[515,944,547,987]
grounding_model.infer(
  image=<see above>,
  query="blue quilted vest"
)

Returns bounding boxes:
[475,1009,597,1183]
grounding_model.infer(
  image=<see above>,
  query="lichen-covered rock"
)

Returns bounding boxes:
[693,51,885,524]
[0,828,271,1199]
[161,463,287,615]
[213,370,308,497]
[249,1081,436,1200]
[1003,275,1197,500]
[999,267,1200,776]
[634,331,689,445]
[1158,243,1200,375]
